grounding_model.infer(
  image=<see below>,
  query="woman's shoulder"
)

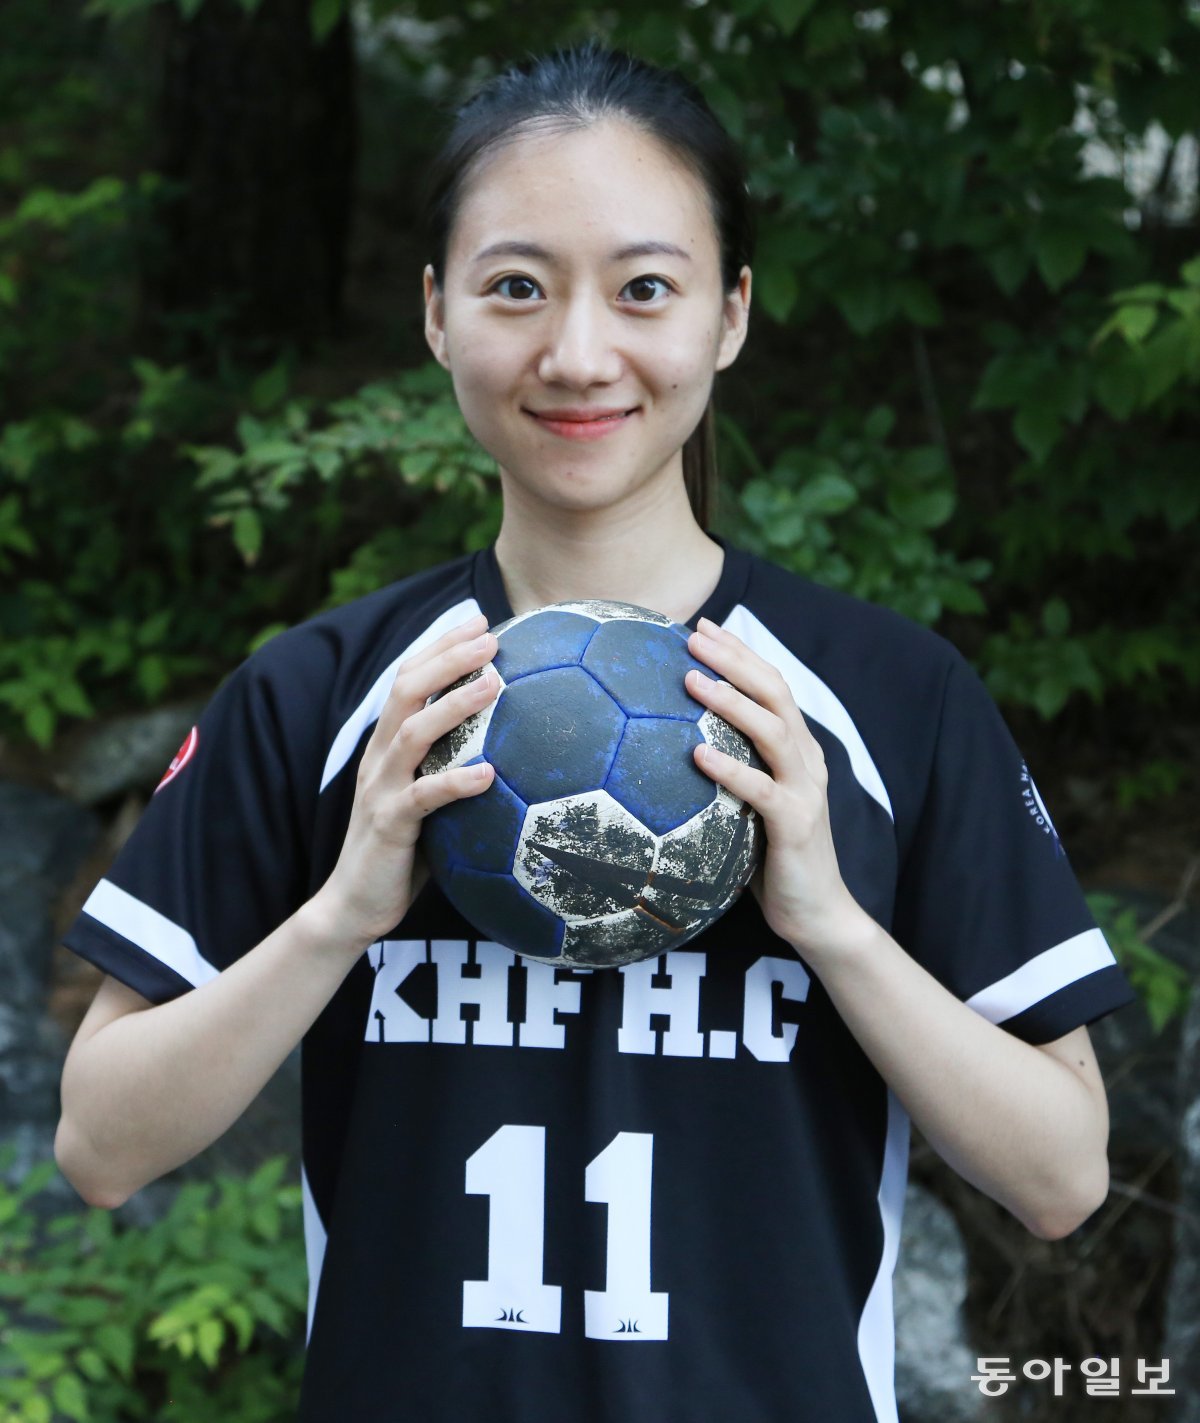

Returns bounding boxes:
[736,546,962,692]
[733,548,981,837]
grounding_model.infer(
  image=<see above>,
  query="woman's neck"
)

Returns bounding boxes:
[492,477,725,625]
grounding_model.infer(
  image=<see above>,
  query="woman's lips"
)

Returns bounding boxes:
[526,409,638,441]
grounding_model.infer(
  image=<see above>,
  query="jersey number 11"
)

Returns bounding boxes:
[463,1124,670,1341]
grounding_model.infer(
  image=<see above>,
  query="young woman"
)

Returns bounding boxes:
[57,40,1136,1423]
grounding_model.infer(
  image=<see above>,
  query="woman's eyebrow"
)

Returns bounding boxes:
[471,239,692,266]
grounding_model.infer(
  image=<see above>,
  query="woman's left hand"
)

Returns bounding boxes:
[685,616,866,958]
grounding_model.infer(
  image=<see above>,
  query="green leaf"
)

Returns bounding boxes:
[190,447,240,488]
[254,1155,290,1192]
[895,279,942,327]
[137,608,173,647]
[250,360,289,411]
[887,485,956,529]
[1034,224,1087,290]
[251,1199,281,1241]
[987,244,1030,296]
[973,352,1033,410]
[833,277,891,335]
[1110,282,1167,304]
[26,701,55,748]
[310,0,344,39]
[15,1160,57,1202]
[1139,320,1192,404]
[236,414,268,450]
[232,508,262,564]
[53,678,94,719]
[1032,677,1070,720]
[1111,304,1158,343]
[243,440,307,467]
[1041,597,1070,636]
[1013,406,1061,463]
[1165,287,1200,320]
[766,0,817,35]
[246,1287,287,1335]
[136,654,168,701]
[83,1210,114,1250]
[56,1295,113,1327]
[1180,255,1200,287]
[897,446,946,482]
[938,580,987,615]
[196,1317,225,1369]
[75,1349,108,1382]
[311,447,341,480]
[224,1302,256,1351]
[51,1371,89,1422]
[1091,355,1141,420]
[22,1395,52,1423]
[754,256,799,325]
[863,406,895,441]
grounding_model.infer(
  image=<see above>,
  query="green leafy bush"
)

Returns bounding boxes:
[1087,893,1193,1035]
[0,1152,306,1423]
[3,0,1197,888]
[185,361,499,586]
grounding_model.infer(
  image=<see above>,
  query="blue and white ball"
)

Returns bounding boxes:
[417,600,763,969]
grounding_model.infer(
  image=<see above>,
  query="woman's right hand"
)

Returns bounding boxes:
[313,611,499,951]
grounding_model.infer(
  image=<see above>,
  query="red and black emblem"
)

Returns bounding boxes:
[155,726,199,794]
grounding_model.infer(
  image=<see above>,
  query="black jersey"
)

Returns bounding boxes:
[62,536,1136,1423]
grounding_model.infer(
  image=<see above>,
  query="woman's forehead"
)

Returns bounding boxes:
[446,120,718,269]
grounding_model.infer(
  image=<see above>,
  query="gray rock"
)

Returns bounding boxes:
[1088,887,1199,1164]
[1163,957,1200,1420]
[0,783,100,1011]
[895,1183,985,1422]
[0,782,99,1226]
[51,700,209,806]
[0,1007,80,1224]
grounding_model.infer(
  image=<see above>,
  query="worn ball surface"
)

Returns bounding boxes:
[418,600,763,968]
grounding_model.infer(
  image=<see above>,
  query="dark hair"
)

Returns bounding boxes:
[419,38,755,531]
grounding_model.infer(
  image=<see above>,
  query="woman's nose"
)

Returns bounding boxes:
[536,295,623,388]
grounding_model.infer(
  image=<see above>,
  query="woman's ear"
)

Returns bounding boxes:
[715,265,752,373]
[423,264,450,370]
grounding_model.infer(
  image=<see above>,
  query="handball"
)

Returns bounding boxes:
[418,600,763,969]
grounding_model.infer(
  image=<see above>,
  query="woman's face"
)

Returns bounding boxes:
[424,119,751,518]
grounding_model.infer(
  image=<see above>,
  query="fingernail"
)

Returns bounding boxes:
[473,632,493,651]
[691,632,715,653]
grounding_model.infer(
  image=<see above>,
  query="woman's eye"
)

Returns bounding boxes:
[623,275,671,303]
[492,275,542,301]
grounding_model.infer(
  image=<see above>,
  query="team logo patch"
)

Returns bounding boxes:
[1019,761,1064,857]
[155,726,199,794]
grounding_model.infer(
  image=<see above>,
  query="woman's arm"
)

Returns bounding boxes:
[684,615,1112,1240]
[788,909,1109,1239]
[56,899,370,1209]
[57,614,500,1210]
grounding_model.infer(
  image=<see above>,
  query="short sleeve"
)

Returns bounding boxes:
[61,632,325,1005]
[891,648,1138,1045]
